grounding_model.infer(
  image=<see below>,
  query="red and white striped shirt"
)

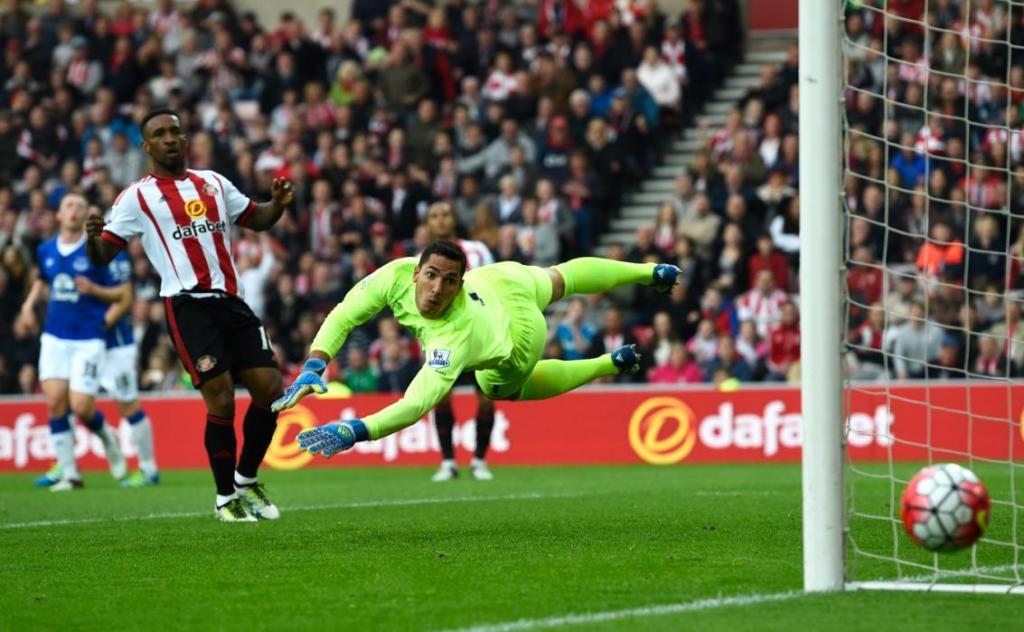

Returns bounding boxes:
[736,288,788,337]
[418,239,493,271]
[482,70,517,102]
[101,169,256,298]
[458,239,494,270]
[661,37,687,80]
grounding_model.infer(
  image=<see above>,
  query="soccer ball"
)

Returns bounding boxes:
[900,463,991,552]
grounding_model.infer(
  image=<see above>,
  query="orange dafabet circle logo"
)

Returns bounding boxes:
[263,404,318,470]
[628,397,697,464]
[1019,406,1024,442]
[184,199,207,220]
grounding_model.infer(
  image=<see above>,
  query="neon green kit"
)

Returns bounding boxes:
[310,258,553,440]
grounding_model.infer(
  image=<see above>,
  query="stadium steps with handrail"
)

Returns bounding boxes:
[595,35,797,254]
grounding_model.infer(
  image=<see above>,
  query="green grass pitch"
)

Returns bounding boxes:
[1,463,1022,630]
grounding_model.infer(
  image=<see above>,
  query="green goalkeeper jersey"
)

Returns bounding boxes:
[310,257,514,439]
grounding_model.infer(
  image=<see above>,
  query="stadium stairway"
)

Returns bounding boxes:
[598,34,798,252]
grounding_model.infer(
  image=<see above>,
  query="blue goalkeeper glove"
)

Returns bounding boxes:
[296,419,370,458]
[271,358,328,412]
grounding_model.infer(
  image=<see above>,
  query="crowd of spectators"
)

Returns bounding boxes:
[843,0,1024,382]
[564,0,1024,388]
[9,0,1009,392]
[0,0,750,394]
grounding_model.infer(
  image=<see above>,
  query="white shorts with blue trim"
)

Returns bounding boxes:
[38,333,106,396]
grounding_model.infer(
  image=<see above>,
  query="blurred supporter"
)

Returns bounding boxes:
[848,303,886,380]
[889,301,944,380]
[766,302,801,381]
[377,338,417,393]
[972,333,1006,379]
[554,297,595,361]
[641,310,679,373]
[737,270,787,338]
[686,318,719,366]
[916,221,964,282]
[748,232,790,292]
[588,307,640,383]
[343,346,377,393]
[703,335,752,382]
[648,341,703,384]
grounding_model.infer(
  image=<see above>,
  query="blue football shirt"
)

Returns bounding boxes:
[37,236,113,341]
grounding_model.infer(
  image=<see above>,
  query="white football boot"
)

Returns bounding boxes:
[432,460,459,482]
[50,477,84,492]
[470,458,494,481]
[236,483,280,520]
[215,498,258,522]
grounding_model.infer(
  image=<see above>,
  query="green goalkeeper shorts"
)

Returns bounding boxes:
[471,262,552,400]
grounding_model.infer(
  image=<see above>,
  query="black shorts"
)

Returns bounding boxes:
[164,293,276,387]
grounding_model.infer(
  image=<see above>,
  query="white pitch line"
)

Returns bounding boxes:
[691,490,783,497]
[438,591,806,632]
[901,564,1023,582]
[0,492,568,530]
[853,564,1024,587]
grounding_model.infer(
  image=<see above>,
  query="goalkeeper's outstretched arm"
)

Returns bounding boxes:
[294,359,461,458]
[309,280,390,361]
[272,263,396,413]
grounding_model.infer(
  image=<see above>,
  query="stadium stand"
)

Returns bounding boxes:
[2,0,887,394]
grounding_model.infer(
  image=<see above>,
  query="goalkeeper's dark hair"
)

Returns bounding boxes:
[419,240,467,276]
[140,108,182,136]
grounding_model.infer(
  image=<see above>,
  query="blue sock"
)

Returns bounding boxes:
[49,416,71,434]
[127,410,146,425]
[82,410,106,432]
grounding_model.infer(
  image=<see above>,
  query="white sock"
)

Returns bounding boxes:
[95,423,120,453]
[234,472,257,487]
[216,493,237,508]
[127,416,158,476]
[442,459,457,468]
[52,431,80,480]
[471,457,486,467]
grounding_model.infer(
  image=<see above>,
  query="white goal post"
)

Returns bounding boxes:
[799,0,845,593]
[801,0,1024,594]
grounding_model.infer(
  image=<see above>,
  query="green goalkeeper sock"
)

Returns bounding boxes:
[553,258,656,297]
[517,357,618,401]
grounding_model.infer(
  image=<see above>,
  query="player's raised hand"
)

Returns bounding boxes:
[85,210,105,238]
[270,178,295,207]
[270,358,328,412]
[296,419,370,459]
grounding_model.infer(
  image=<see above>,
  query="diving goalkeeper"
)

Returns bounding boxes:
[272,240,679,457]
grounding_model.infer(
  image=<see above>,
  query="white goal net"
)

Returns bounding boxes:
[841,0,1024,592]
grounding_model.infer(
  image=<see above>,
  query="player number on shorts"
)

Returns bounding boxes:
[84,362,98,379]
[259,326,272,350]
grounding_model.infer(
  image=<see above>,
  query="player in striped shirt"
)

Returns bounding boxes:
[84,109,294,522]
[423,201,497,481]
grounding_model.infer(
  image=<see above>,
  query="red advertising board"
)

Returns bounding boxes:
[0,383,1021,472]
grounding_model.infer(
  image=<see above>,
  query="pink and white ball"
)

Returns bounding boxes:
[900,463,991,552]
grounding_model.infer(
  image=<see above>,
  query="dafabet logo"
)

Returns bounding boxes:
[263,404,316,470]
[628,397,697,464]
[184,199,207,219]
[629,397,894,464]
